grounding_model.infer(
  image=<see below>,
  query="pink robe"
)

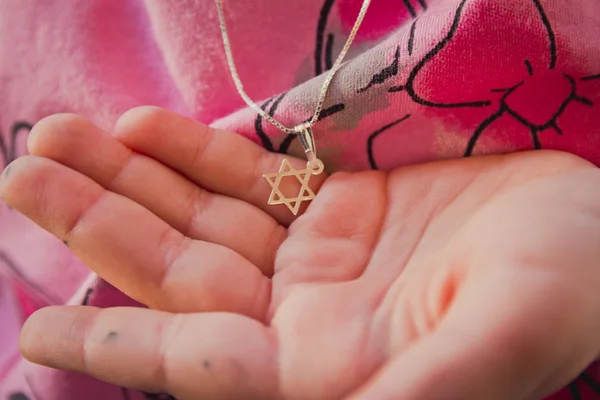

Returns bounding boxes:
[0,0,599,398]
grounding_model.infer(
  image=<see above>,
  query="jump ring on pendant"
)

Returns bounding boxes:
[307,159,325,175]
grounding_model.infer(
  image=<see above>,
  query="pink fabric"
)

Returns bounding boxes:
[0,0,599,398]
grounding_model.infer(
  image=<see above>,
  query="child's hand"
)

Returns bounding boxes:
[2,107,600,400]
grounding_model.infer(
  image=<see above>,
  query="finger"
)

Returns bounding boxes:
[348,269,597,400]
[20,306,279,400]
[113,106,328,225]
[0,156,270,319]
[27,114,284,274]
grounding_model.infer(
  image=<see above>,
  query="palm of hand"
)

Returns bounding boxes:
[1,107,600,400]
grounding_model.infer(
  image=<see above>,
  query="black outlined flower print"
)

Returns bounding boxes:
[383,0,600,158]
[0,121,32,168]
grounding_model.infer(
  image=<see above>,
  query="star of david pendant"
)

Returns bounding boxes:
[263,124,324,215]
[263,158,324,215]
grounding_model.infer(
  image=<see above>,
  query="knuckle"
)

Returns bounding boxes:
[184,187,214,235]
[188,124,217,171]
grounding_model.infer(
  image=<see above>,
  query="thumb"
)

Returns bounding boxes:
[347,270,598,400]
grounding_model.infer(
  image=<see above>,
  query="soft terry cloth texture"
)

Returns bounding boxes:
[0,0,599,399]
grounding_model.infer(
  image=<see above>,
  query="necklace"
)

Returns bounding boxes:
[215,0,371,215]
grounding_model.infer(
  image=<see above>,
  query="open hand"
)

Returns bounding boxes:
[1,107,600,400]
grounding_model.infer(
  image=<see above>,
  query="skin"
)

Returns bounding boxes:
[1,107,600,400]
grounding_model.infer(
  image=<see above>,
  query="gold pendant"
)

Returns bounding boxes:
[263,158,324,215]
[263,124,324,215]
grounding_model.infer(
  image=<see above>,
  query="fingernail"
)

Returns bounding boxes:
[0,164,14,202]
[0,165,10,195]
[1,165,11,178]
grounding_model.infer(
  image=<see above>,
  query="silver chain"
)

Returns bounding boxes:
[215,0,371,134]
